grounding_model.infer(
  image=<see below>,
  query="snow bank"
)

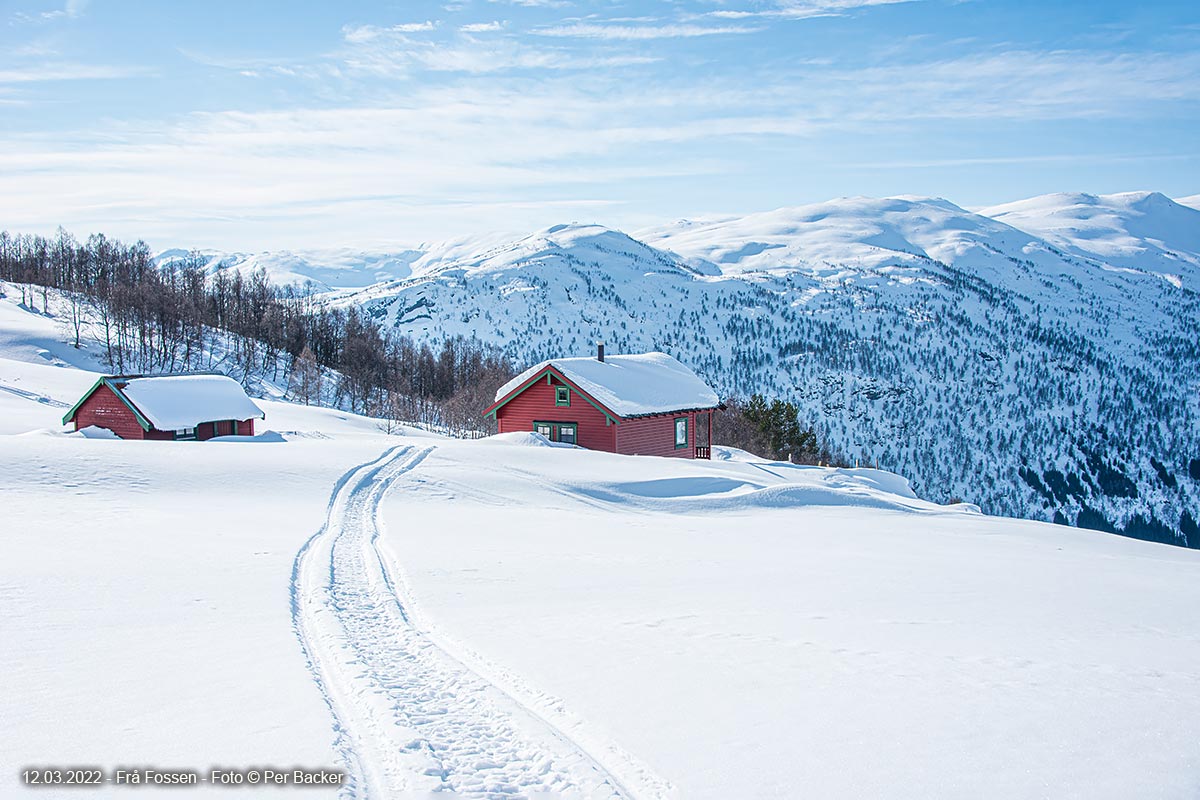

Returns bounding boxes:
[76,424,119,439]
[479,431,569,447]
[206,431,287,443]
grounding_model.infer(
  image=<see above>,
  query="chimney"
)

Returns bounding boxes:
[596,341,605,362]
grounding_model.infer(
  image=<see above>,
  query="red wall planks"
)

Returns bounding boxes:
[616,411,696,458]
[496,374,616,452]
[73,384,146,439]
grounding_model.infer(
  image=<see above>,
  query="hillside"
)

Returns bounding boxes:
[301,194,1199,546]
[38,190,1200,546]
[3,299,1200,796]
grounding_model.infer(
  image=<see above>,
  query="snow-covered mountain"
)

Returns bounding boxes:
[979,191,1200,288]
[153,191,1200,546]
[154,246,424,292]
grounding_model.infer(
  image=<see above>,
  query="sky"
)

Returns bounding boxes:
[1,0,1198,251]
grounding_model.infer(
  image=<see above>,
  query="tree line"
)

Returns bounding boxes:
[715,394,844,465]
[0,228,513,435]
[0,227,832,455]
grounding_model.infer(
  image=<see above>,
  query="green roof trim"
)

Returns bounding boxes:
[484,366,620,425]
[61,377,153,431]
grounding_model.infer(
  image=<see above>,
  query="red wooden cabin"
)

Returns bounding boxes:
[63,374,265,441]
[483,346,722,459]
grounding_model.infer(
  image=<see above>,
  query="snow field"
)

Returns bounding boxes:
[377,440,1200,799]
[0,433,397,799]
[293,445,635,797]
[4,278,1200,798]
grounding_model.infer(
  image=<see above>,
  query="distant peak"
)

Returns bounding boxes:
[1113,190,1177,208]
[534,222,615,237]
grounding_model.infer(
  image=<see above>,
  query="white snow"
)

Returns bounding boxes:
[5,227,1200,799]
[380,439,1200,800]
[1,431,395,799]
[979,190,1200,285]
[318,190,1200,535]
[636,195,1038,277]
[5,328,1200,797]
[479,430,576,448]
[110,374,265,431]
[494,351,720,417]
[154,247,423,292]
[408,224,685,282]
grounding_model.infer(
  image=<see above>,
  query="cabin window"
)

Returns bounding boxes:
[555,386,571,406]
[558,423,577,445]
[534,421,577,444]
[674,417,688,449]
[175,427,197,441]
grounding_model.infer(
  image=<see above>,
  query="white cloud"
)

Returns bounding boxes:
[343,22,438,43]
[534,22,762,39]
[341,24,659,75]
[2,47,1197,247]
[0,63,149,83]
[706,0,916,19]
[489,0,572,7]
[11,0,89,22]
[460,21,506,32]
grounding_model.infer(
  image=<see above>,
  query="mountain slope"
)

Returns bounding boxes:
[316,195,1199,546]
[155,247,424,291]
[979,191,1200,288]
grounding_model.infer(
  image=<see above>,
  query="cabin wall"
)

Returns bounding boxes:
[195,419,254,440]
[616,411,696,458]
[73,384,145,440]
[197,421,222,441]
[496,375,616,452]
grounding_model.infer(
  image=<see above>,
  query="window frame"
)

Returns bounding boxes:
[555,386,571,407]
[557,422,578,445]
[674,416,689,449]
[533,421,555,440]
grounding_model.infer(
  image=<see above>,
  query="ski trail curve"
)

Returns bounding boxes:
[292,445,635,799]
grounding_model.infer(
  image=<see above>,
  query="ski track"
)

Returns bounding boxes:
[292,445,635,799]
[0,381,70,408]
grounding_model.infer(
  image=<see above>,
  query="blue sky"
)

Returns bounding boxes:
[2,0,1198,250]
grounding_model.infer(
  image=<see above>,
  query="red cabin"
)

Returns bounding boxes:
[483,347,722,459]
[63,374,265,441]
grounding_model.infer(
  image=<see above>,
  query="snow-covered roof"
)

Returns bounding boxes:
[116,374,264,430]
[494,352,719,418]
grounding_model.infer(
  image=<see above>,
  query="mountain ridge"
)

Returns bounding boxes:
[150,191,1200,545]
